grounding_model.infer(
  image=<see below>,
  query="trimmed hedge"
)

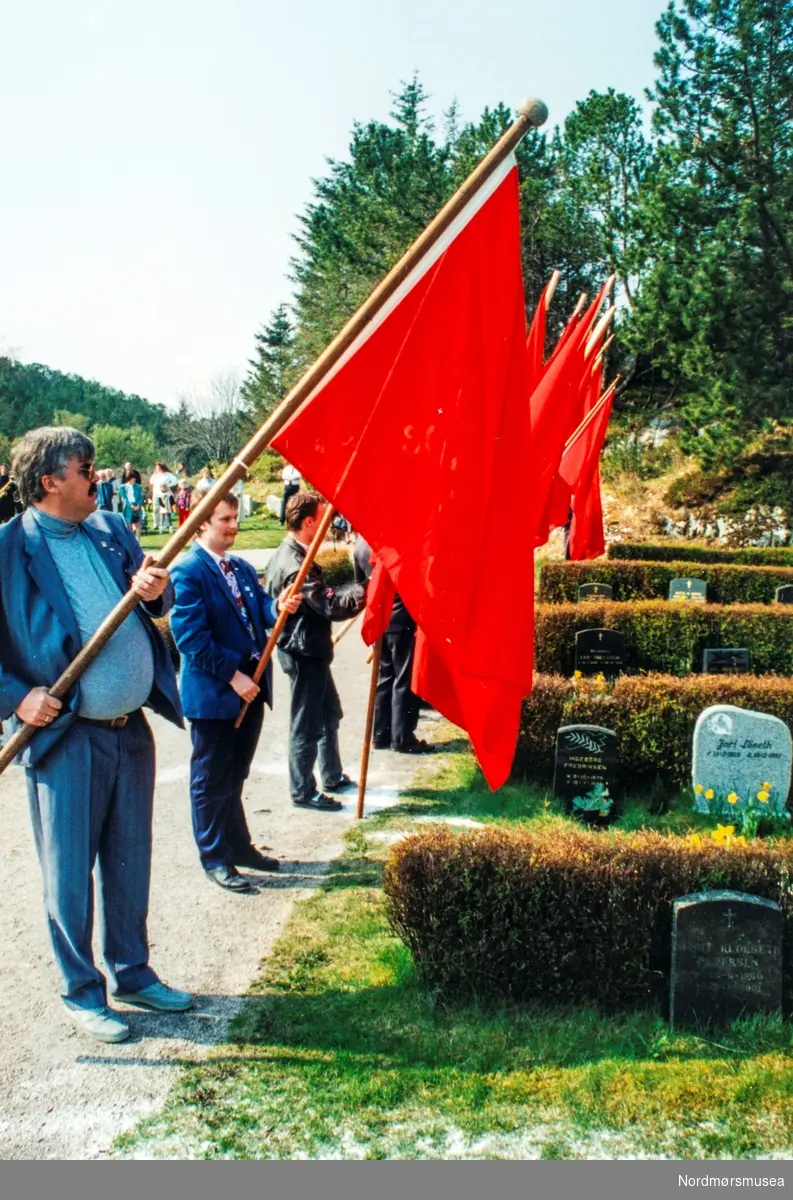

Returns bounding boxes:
[384,825,793,1011]
[609,541,793,566]
[534,600,793,676]
[514,672,793,792]
[539,559,793,605]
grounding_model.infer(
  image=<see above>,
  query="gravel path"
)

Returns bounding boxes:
[0,631,430,1159]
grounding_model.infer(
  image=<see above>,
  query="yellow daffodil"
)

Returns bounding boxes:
[734,836,747,847]
[686,833,703,847]
[694,784,703,795]
[704,788,715,800]
[711,824,735,846]
[757,791,769,803]
[573,670,582,679]
[727,792,738,804]
[762,782,772,791]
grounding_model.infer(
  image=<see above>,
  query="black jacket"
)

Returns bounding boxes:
[263,536,365,662]
[352,538,415,634]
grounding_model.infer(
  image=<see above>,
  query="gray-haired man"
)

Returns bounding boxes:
[0,427,191,1042]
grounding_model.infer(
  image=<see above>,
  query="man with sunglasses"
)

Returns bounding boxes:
[0,426,191,1043]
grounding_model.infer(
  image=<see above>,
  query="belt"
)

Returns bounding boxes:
[79,712,136,729]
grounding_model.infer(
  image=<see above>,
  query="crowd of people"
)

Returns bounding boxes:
[0,425,432,1044]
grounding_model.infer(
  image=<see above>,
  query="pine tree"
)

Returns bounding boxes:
[242,304,299,420]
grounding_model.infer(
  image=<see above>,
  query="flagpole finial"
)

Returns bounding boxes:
[519,97,549,127]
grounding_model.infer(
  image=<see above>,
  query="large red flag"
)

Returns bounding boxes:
[272,157,533,789]
[544,359,603,534]
[568,385,615,560]
[525,280,550,393]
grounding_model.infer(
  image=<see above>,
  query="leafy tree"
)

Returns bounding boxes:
[633,0,793,464]
[52,409,90,431]
[242,304,299,421]
[91,424,158,470]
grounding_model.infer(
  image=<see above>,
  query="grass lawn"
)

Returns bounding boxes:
[139,513,284,552]
[115,739,793,1161]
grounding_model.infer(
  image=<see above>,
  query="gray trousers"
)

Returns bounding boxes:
[25,712,159,1009]
[278,651,344,801]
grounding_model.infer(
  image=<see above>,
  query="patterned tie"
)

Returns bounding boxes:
[219,558,258,647]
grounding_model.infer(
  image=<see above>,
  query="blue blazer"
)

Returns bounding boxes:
[0,508,183,767]
[170,544,279,721]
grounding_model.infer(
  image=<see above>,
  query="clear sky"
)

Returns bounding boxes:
[1,0,666,409]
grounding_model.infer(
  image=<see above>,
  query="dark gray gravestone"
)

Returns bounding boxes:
[702,648,751,675]
[553,725,617,808]
[670,891,782,1029]
[775,585,793,604]
[574,628,624,677]
[578,582,614,602]
[669,577,708,603]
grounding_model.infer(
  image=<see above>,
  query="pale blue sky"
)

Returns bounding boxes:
[1,0,666,409]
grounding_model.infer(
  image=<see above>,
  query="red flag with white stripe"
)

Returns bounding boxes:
[272,157,532,788]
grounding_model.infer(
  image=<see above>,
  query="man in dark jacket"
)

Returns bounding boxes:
[264,491,365,811]
[353,537,434,754]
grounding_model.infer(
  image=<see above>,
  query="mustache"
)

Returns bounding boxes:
[88,483,98,495]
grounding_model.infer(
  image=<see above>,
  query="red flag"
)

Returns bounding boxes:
[568,384,615,560]
[545,359,603,533]
[525,280,550,392]
[360,553,396,644]
[272,157,533,789]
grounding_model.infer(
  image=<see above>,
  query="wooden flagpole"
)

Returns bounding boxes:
[332,609,362,647]
[562,377,620,455]
[584,305,615,358]
[357,637,383,819]
[233,504,336,729]
[0,94,548,778]
[544,269,561,307]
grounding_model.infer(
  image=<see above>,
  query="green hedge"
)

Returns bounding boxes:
[609,541,793,566]
[384,825,793,1011]
[539,559,793,604]
[534,600,793,676]
[515,672,793,791]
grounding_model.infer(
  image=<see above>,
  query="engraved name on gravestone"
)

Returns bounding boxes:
[578,582,614,602]
[670,891,783,1029]
[669,577,708,603]
[691,705,792,814]
[775,584,793,604]
[574,628,625,677]
[702,648,751,675]
[553,725,617,805]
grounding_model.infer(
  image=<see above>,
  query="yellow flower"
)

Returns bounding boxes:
[686,833,703,848]
[573,670,582,680]
[727,792,739,805]
[734,836,748,847]
[757,791,769,803]
[704,789,715,800]
[694,784,703,795]
[711,824,736,846]
[762,782,772,791]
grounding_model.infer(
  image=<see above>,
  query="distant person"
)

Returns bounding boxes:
[264,491,365,811]
[120,472,144,541]
[123,462,142,485]
[353,536,433,754]
[0,465,22,525]
[150,462,178,533]
[280,463,301,524]
[175,480,193,527]
[96,469,114,512]
[110,470,121,513]
[170,492,301,892]
[195,467,215,496]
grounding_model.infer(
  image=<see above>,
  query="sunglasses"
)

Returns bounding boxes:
[77,463,96,479]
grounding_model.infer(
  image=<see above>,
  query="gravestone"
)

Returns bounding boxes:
[691,704,792,813]
[702,648,751,675]
[578,582,614,602]
[669,577,708,603]
[670,890,782,1029]
[553,725,618,815]
[775,585,793,604]
[574,628,625,677]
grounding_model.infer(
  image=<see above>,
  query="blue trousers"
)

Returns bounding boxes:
[25,712,159,1010]
[189,695,264,869]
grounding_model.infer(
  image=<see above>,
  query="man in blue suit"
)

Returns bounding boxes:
[0,427,192,1043]
[170,492,300,894]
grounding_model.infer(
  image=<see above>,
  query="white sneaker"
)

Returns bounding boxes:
[64,1003,130,1043]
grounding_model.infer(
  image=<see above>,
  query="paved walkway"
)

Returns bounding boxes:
[0,630,436,1159]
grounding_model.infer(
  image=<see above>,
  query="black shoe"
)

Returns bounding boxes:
[324,774,358,794]
[392,739,436,754]
[292,793,343,811]
[234,848,280,872]
[205,864,254,892]
[372,738,391,750]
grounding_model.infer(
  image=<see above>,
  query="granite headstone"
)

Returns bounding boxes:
[670,890,783,1028]
[578,582,614,602]
[691,704,792,813]
[574,628,625,677]
[553,724,618,810]
[702,648,751,675]
[669,577,708,603]
[775,585,793,605]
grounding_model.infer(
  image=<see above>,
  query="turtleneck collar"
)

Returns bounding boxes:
[30,506,82,540]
